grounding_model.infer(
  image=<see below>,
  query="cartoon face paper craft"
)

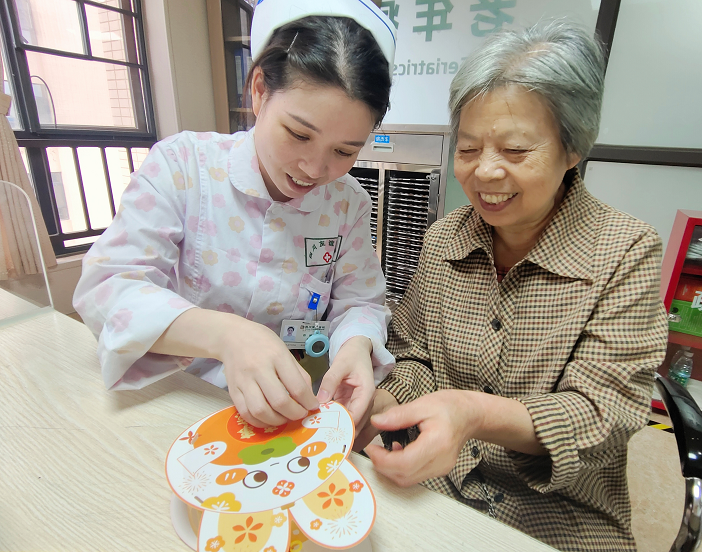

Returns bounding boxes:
[165,402,376,551]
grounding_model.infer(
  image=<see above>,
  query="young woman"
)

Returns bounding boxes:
[73,0,397,429]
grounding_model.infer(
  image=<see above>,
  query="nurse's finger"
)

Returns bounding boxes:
[275,358,318,412]
[241,380,288,427]
[257,370,311,421]
[228,385,269,428]
[296,362,312,387]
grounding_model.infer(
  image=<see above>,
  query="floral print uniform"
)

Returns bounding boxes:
[73,128,393,391]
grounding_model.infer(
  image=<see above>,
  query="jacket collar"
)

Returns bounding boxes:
[443,168,594,281]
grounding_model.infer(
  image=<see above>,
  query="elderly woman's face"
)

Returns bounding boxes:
[454,86,580,233]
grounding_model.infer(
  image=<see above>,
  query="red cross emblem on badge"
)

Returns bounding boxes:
[323,252,332,263]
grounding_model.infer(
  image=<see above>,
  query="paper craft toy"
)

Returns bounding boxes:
[166,402,376,551]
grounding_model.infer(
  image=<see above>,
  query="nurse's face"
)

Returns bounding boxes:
[251,68,376,203]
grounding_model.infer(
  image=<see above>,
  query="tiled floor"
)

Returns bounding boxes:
[628,411,685,552]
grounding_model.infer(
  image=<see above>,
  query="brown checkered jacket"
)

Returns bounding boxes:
[379,170,668,551]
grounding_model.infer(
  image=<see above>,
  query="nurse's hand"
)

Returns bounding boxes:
[364,390,476,487]
[220,317,319,428]
[317,336,375,424]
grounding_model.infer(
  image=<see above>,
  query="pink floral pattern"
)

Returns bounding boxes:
[212,194,226,208]
[223,272,242,287]
[110,309,133,332]
[260,248,274,263]
[72,127,394,393]
[134,193,156,212]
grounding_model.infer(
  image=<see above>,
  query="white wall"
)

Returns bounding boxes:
[585,0,702,252]
[597,0,702,148]
[584,163,702,251]
[143,0,217,139]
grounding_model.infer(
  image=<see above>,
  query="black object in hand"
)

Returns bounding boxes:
[381,426,419,451]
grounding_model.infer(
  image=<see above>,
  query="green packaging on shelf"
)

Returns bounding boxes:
[669,274,702,338]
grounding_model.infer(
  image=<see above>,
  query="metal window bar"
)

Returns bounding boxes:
[126,147,135,174]
[76,0,92,58]
[71,147,92,232]
[17,43,144,70]
[100,148,116,217]
[82,0,136,17]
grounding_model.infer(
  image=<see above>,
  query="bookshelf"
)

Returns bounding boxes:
[206,0,255,134]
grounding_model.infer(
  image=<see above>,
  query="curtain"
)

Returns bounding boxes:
[0,56,57,281]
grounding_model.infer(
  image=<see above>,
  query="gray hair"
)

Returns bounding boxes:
[448,21,606,159]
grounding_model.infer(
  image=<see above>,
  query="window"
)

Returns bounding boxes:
[0,0,156,255]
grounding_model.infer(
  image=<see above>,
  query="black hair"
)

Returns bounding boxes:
[246,16,391,127]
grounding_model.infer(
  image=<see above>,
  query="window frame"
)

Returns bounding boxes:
[1,0,156,138]
[588,0,702,172]
[1,0,157,256]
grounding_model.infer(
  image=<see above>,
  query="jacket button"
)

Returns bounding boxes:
[491,318,502,331]
[483,385,494,394]
[494,493,504,503]
[471,446,480,458]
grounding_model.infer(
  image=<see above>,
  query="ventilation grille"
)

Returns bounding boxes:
[349,168,379,249]
[382,171,430,303]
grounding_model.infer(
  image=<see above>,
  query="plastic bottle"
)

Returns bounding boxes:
[669,351,694,388]
[670,346,692,370]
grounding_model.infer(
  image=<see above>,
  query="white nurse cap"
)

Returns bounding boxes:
[250,0,397,75]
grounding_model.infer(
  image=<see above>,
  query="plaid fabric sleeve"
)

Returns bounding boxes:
[378,222,442,404]
[509,226,668,493]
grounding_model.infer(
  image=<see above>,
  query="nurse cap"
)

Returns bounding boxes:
[251,0,397,75]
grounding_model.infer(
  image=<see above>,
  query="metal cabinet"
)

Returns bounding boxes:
[351,126,451,305]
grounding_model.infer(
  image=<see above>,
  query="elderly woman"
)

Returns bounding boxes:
[356,21,668,552]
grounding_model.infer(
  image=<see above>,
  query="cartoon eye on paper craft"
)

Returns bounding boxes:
[287,456,310,474]
[243,470,268,489]
[165,402,375,551]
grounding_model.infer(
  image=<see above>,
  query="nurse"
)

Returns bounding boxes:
[73,0,396,428]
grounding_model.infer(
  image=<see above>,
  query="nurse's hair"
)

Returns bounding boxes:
[449,20,606,159]
[246,16,391,128]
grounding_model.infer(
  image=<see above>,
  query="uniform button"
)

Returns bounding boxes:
[494,493,504,503]
[491,318,502,331]
[483,385,494,394]
[471,446,480,458]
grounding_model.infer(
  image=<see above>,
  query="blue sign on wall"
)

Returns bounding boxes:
[374,135,391,143]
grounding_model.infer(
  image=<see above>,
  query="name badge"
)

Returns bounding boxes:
[280,319,330,350]
[305,236,342,267]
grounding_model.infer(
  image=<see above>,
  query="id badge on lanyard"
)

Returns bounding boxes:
[280,266,332,357]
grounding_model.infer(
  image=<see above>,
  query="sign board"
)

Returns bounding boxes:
[380,0,600,126]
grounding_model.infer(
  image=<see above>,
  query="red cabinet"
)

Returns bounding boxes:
[660,210,702,377]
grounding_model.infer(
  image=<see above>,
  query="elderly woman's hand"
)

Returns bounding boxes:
[364,390,477,486]
[365,390,547,487]
[352,388,399,451]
